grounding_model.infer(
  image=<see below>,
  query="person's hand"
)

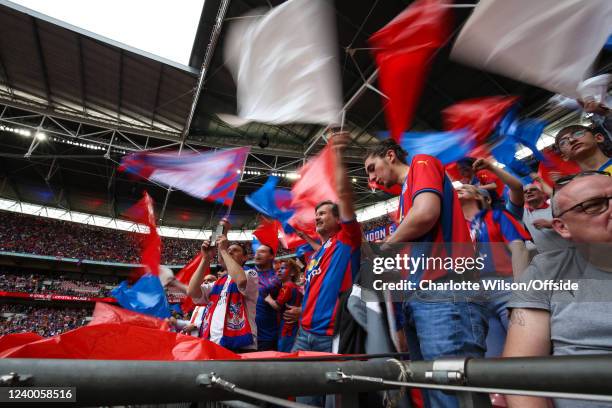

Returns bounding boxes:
[532,218,552,229]
[472,158,493,172]
[295,229,308,240]
[181,324,197,334]
[329,130,351,153]
[219,217,231,232]
[216,234,229,252]
[201,240,215,258]
[579,99,610,116]
[283,305,301,324]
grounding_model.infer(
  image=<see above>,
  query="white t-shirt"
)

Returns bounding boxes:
[192,270,259,350]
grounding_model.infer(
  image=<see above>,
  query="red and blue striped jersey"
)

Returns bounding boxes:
[398,154,473,281]
[300,220,361,336]
[277,281,303,337]
[470,209,531,277]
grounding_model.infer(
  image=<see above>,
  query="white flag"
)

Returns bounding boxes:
[450,0,612,98]
[224,0,342,126]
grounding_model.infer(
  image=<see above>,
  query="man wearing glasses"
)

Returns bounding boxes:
[556,125,612,174]
[503,172,612,408]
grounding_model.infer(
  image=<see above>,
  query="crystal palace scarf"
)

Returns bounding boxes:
[199,274,254,350]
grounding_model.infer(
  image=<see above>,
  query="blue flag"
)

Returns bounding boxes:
[245,176,295,223]
[491,139,532,178]
[111,274,171,319]
[397,130,475,165]
[497,106,547,162]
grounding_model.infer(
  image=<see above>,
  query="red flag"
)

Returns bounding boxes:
[175,253,204,314]
[369,0,452,141]
[368,180,402,195]
[89,302,169,330]
[124,192,161,277]
[253,218,281,255]
[538,148,581,186]
[0,324,239,360]
[443,96,518,145]
[289,144,338,233]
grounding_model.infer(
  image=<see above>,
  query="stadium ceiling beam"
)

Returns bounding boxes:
[0,96,181,141]
[117,50,124,120]
[76,36,87,114]
[0,47,14,99]
[150,64,164,126]
[31,18,52,105]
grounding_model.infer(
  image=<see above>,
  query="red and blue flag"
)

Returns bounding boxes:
[120,147,250,207]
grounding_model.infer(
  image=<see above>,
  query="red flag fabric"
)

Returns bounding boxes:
[289,144,338,233]
[368,180,402,195]
[538,148,581,186]
[369,0,452,141]
[0,332,43,354]
[89,302,169,330]
[0,324,239,360]
[175,253,204,314]
[442,96,518,146]
[124,192,161,277]
[253,218,281,255]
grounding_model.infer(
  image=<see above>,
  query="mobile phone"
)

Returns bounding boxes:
[210,222,229,246]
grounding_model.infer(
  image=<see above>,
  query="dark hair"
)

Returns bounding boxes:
[457,157,476,168]
[257,244,274,256]
[229,242,247,256]
[315,200,339,217]
[364,138,407,164]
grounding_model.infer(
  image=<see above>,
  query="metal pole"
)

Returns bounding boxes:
[0,358,402,406]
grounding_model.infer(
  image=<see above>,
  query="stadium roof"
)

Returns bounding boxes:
[0,0,609,231]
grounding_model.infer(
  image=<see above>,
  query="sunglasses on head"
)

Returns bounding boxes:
[554,171,610,192]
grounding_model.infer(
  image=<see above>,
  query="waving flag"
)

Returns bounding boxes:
[245,176,294,224]
[451,0,612,98]
[120,147,249,207]
[175,253,204,314]
[496,106,547,162]
[124,192,161,277]
[223,0,342,125]
[368,181,402,195]
[538,148,581,186]
[490,140,532,178]
[443,96,518,146]
[289,144,338,233]
[111,274,171,319]
[253,217,281,255]
[398,130,475,165]
[369,0,452,141]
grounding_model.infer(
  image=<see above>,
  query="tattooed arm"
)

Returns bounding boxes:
[503,308,552,408]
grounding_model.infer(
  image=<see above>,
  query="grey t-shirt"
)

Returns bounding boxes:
[522,206,572,253]
[508,248,612,407]
[509,248,612,356]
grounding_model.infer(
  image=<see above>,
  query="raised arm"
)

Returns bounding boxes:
[330,131,355,221]
[473,158,524,207]
[217,235,247,291]
[186,240,214,300]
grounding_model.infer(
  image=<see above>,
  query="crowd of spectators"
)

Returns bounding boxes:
[360,214,393,232]
[0,304,90,337]
[0,211,322,265]
[0,271,118,298]
[0,211,239,265]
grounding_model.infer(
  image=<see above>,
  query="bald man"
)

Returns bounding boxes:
[504,172,612,408]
